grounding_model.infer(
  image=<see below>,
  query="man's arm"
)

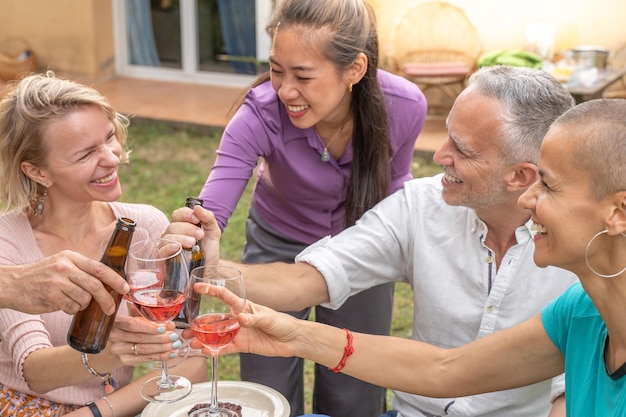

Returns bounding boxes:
[0,250,129,315]
[166,205,330,311]
[221,259,330,311]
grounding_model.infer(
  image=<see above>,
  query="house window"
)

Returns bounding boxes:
[114,0,272,87]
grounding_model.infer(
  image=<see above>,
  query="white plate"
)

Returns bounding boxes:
[141,380,291,417]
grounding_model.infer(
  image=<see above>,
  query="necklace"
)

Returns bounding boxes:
[319,113,351,162]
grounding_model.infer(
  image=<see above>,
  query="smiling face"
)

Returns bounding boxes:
[269,26,354,130]
[518,125,602,273]
[26,105,123,207]
[432,89,510,212]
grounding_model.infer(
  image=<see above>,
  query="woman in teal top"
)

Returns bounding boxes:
[182,98,626,417]
[526,98,626,415]
[542,283,625,415]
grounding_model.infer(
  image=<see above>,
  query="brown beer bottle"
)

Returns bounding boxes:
[67,217,136,353]
[174,197,206,328]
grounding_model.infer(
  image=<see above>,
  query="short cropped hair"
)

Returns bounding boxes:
[554,98,626,199]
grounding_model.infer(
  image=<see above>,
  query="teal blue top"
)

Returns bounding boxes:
[542,282,626,416]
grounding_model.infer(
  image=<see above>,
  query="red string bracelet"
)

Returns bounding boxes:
[330,328,354,373]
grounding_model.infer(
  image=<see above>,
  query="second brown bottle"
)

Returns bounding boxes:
[174,197,205,328]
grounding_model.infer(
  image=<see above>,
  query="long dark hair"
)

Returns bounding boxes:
[236,0,390,227]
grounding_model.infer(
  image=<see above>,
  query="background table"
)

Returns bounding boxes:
[566,68,626,103]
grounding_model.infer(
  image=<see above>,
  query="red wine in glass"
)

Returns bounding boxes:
[127,237,192,403]
[128,269,191,370]
[132,289,186,323]
[187,265,246,417]
[191,313,240,350]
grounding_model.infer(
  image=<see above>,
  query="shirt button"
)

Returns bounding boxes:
[486,305,495,313]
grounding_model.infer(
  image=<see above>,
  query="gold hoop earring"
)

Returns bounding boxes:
[32,185,48,217]
[348,83,353,93]
[585,229,626,278]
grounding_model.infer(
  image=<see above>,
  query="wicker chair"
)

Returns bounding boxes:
[388,1,482,111]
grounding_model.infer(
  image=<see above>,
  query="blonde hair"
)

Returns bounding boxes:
[0,71,130,212]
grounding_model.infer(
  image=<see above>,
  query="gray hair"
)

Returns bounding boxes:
[467,65,575,165]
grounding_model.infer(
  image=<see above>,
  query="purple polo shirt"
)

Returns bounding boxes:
[199,69,427,244]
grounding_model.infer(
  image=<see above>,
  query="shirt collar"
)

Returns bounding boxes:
[471,214,533,245]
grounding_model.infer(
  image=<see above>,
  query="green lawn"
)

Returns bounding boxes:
[120,119,443,413]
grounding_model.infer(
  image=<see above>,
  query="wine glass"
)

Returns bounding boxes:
[122,233,191,371]
[186,265,246,417]
[126,237,193,403]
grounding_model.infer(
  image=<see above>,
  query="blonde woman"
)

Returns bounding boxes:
[0,72,207,417]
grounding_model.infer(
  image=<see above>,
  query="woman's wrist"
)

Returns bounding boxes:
[298,321,350,369]
[83,397,116,417]
[85,401,102,417]
[81,353,118,394]
[82,345,122,374]
[100,396,116,417]
[329,328,354,373]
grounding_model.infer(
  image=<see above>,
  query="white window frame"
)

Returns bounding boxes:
[112,0,272,88]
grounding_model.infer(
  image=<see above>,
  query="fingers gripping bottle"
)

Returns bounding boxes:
[174,197,205,328]
[67,217,136,353]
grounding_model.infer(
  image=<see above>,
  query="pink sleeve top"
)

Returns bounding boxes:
[199,69,428,244]
[0,202,169,405]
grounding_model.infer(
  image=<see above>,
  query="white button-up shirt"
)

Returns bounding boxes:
[296,174,578,417]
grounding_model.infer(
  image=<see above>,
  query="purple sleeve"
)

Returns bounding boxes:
[199,93,277,231]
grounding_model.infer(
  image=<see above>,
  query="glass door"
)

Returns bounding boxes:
[113,0,272,87]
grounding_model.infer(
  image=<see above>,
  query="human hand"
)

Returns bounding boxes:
[165,205,221,265]
[182,282,300,358]
[109,314,184,364]
[2,250,129,315]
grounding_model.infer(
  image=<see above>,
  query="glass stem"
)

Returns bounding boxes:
[210,355,220,415]
[158,361,172,389]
